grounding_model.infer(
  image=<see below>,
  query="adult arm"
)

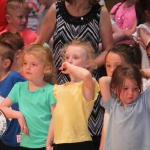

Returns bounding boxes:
[95,6,113,68]
[34,3,56,44]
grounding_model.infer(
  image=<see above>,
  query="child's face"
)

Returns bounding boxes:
[147,47,150,66]
[64,45,89,69]
[119,78,139,108]
[7,9,29,32]
[105,52,124,77]
[22,54,45,81]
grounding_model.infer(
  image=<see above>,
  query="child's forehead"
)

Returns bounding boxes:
[8,8,29,15]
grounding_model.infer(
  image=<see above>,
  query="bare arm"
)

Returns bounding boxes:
[46,104,55,150]
[138,28,150,48]
[112,22,124,44]
[0,97,28,135]
[122,20,137,40]
[95,6,113,68]
[34,3,56,44]
[99,76,111,102]
[59,62,95,101]
[141,68,150,79]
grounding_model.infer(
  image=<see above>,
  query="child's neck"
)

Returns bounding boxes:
[8,25,23,33]
[124,1,135,8]
[0,70,11,82]
[28,80,47,92]
[70,75,81,83]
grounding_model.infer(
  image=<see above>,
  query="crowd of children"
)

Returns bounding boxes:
[0,0,150,150]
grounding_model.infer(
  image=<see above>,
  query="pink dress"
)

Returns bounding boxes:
[110,2,136,44]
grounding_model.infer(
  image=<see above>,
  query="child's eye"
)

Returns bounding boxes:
[106,64,110,68]
[32,63,36,66]
[74,56,79,59]
[123,87,128,90]
[133,87,139,91]
[65,56,69,60]
[23,62,27,65]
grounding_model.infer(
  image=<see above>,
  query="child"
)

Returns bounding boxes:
[0,0,37,46]
[0,41,26,150]
[46,40,99,150]
[110,0,137,45]
[99,64,150,150]
[0,32,24,71]
[0,44,56,149]
[99,44,149,150]
[132,0,150,68]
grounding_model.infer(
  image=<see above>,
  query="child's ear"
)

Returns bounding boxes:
[5,14,11,23]
[85,60,92,68]
[3,59,11,69]
[15,50,23,59]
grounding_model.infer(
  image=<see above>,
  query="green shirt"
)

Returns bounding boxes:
[8,81,56,148]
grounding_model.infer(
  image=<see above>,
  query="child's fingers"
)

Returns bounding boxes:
[23,124,28,135]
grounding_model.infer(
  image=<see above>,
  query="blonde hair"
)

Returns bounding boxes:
[19,44,56,84]
[62,39,96,72]
[6,0,30,14]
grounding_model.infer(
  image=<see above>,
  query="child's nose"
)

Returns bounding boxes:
[68,58,72,63]
[22,17,27,22]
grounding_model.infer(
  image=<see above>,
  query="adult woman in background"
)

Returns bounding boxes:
[35,0,113,149]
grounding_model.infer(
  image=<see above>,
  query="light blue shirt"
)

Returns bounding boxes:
[101,87,150,150]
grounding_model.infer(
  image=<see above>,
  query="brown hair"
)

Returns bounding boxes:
[0,41,15,69]
[6,0,30,14]
[0,32,24,52]
[110,64,142,99]
[65,0,100,6]
[106,44,142,69]
[19,44,56,84]
[62,39,96,72]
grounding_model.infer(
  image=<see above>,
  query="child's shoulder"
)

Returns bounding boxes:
[110,2,124,13]
[8,71,26,81]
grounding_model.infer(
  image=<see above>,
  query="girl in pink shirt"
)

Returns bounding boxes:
[110,0,137,45]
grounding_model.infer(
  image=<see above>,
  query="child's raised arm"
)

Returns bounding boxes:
[138,28,150,48]
[0,97,28,135]
[59,62,95,101]
[141,68,150,80]
[99,76,111,102]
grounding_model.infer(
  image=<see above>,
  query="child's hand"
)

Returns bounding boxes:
[59,62,70,74]
[18,112,28,135]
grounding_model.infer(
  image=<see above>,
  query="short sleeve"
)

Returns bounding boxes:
[49,86,56,106]
[93,78,100,101]
[8,82,20,104]
[100,96,115,114]
[53,84,58,101]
